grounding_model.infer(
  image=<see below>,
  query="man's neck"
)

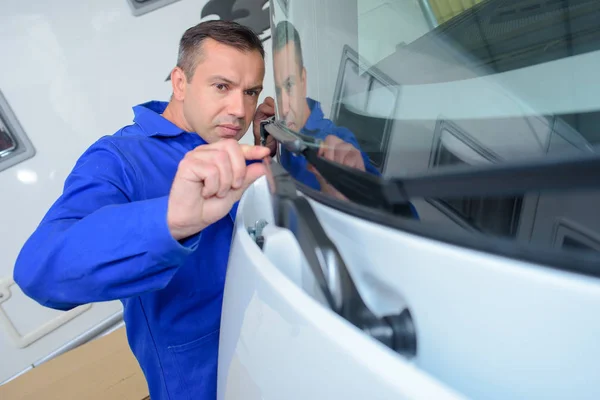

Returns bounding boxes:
[162,100,193,133]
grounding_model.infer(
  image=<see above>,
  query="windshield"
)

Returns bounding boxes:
[268,0,600,265]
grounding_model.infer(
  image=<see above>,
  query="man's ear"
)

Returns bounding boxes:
[170,67,187,101]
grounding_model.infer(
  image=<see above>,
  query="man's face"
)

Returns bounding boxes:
[274,41,307,131]
[180,39,265,143]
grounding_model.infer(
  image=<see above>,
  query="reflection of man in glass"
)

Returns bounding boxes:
[263,20,380,194]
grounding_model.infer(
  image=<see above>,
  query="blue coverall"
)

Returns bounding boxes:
[14,101,234,400]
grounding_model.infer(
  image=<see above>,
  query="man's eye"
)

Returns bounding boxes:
[215,83,228,91]
[245,90,258,97]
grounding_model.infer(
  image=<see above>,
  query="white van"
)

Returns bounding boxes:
[219,0,600,399]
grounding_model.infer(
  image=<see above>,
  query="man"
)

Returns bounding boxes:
[14,20,273,400]
[255,20,380,196]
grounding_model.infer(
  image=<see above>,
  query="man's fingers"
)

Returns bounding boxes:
[324,143,336,161]
[241,162,267,190]
[189,149,234,197]
[265,135,277,148]
[317,145,325,158]
[338,144,355,164]
[319,136,365,171]
[265,135,278,156]
[208,139,257,189]
[188,141,269,197]
[240,144,271,161]
[185,160,219,198]
[213,150,233,197]
[259,96,275,111]
[256,97,275,118]
[218,140,247,189]
[339,145,366,171]
[259,101,275,113]
[225,162,267,205]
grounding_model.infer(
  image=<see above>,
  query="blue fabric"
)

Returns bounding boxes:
[13,101,236,400]
[279,98,419,219]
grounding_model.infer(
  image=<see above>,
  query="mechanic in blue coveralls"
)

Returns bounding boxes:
[13,21,275,400]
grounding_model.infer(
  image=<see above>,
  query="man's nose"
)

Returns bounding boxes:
[228,91,246,119]
[280,91,290,116]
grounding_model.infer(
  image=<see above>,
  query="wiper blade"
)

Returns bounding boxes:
[263,119,600,212]
[262,118,400,211]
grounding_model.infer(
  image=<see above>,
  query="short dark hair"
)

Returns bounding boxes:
[177,20,265,81]
[273,20,304,70]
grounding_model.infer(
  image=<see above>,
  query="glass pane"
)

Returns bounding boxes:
[269,0,600,260]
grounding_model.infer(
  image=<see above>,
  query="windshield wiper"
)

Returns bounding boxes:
[262,156,417,358]
[262,118,600,212]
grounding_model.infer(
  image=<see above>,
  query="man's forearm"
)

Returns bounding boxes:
[13,196,198,310]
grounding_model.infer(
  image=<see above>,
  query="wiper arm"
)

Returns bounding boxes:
[262,118,600,211]
[262,156,418,358]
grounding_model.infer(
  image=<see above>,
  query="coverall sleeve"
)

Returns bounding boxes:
[13,139,199,311]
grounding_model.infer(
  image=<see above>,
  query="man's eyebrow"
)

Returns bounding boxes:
[209,75,262,91]
[209,75,238,85]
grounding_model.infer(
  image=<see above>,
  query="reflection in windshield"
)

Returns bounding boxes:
[271,20,391,201]
[268,0,600,259]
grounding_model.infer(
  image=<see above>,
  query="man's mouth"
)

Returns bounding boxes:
[218,124,242,137]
